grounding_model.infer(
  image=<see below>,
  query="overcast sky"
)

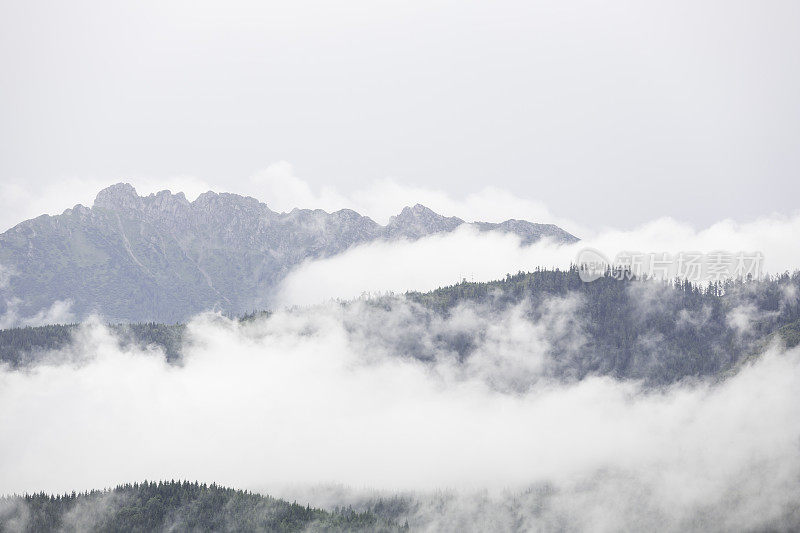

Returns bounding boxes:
[1,0,799,230]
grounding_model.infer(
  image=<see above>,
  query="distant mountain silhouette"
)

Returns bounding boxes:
[0,183,578,322]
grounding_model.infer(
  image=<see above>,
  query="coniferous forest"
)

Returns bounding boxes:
[0,481,403,532]
[3,267,798,386]
[4,2,800,529]
[3,268,800,531]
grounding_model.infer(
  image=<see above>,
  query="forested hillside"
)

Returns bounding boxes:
[2,268,799,386]
[0,481,402,532]
[403,267,800,384]
[0,323,185,367]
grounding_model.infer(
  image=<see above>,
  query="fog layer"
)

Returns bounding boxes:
[0,304,798,530]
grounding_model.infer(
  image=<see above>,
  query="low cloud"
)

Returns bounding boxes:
[0,305,798,530]
[248,161,569,230]
[275,226,567,307]
[276,213,800,307]
[0,264,13,289]
[0,298,75,329]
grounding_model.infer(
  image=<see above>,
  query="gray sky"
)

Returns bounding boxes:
[2,0,799,229]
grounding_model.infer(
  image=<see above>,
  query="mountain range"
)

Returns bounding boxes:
[0,183,577,323]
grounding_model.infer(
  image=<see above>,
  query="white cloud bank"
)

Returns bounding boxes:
[248,161,569,229]
[0,298,75,329]
[276,213,800,307]
[0,308,798,530]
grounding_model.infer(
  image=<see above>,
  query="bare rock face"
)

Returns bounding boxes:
[93,182,142,211]
[385,204,465,239]
[473,219,578,245]
[0,183,578,323]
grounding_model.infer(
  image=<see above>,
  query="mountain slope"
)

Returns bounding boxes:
[0,183,577,323]
[0,480,399,532]
[3,269,799,387]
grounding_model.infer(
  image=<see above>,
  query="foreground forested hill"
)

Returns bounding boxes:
[0,481,402,532]
[2,267,799,386]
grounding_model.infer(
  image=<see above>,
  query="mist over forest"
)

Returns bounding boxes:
[2,187,799,532]
[3,0,800,530]
[2,267,800,531]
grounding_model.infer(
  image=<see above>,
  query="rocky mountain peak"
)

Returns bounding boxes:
[1,183,578,322]
[93,183,142,211]
[396,203,441,218]
[386,204,464,238]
